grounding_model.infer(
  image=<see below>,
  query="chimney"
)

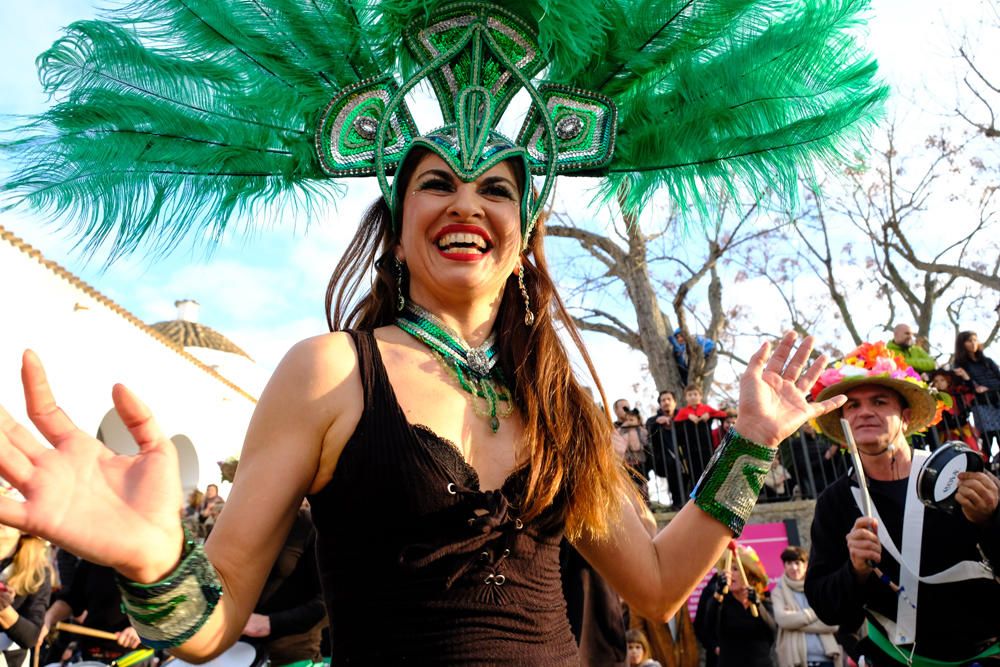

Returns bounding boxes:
[175,299,201,322]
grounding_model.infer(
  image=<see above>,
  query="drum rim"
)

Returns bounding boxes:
[917,441,982,507]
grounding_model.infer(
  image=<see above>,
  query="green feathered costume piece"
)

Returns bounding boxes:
[3,0,887,256]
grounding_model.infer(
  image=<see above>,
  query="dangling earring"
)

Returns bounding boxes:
[518,266,534,326]
[394,258,406,311]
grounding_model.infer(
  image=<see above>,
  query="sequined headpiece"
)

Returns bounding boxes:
[4,0,887,257]
[315,2,615,239]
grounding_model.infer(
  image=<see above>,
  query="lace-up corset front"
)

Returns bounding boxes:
[308,330,578,666]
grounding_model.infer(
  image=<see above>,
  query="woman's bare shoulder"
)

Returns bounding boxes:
[267,332,366,493]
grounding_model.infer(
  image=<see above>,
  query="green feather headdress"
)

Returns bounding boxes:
[3,0,887,256]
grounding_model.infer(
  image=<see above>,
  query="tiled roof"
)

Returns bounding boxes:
[0,224,257,403]
[150,319,252,359]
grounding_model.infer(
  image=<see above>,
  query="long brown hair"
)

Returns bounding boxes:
[6,535,51,596]
[325,151,628,540]
[954,330,981,367]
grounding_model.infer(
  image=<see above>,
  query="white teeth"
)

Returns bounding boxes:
[435,232,488,251]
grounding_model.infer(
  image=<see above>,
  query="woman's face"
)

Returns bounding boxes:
[783,558,806,581]
[729,564,746,594]
[964,334,979,354]
[626,642,645,665]
[397,153,523,309]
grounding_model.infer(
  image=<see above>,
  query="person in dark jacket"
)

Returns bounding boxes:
[954,331,1000,455]
[704,546,776,667]
[806,342,1000,665]
[0,516,52,667]
[646,391,686,510]
[241,504,326,666]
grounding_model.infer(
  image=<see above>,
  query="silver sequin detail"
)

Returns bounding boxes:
[419,13,536,99]
[353,115,378,140]
[527,96,607,163]
[556,114,584,140]
[467,348,490,376]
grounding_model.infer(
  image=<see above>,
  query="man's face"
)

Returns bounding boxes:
[684,389,702,406]
[659,392,676,414]
[893,324,914,346]
[613,400,629,420]
[841,385,911,451]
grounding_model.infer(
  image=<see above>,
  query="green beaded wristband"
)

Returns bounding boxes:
[116,528,223,649]
[690,428,776,536]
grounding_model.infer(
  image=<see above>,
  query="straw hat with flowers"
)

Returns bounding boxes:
[809,341,950,444]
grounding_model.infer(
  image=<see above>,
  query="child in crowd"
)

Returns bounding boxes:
[626,628,663,667]
[674,386,728,426]
[674,386,728,485]
[929,369,980,451]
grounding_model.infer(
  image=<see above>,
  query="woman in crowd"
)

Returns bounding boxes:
[706,546,776,667]
[771,546,841,667]
[954,331,1000,453]
[627,628,663,667]
[0,485,51,667]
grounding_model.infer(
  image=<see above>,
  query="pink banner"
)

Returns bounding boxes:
[685,521,792,620]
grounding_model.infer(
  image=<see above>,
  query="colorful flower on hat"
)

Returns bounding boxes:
[808,341,949,431]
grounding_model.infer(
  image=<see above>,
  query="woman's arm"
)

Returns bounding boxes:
[575,334,845,620]
[0,333,361,663]
[0,575,51,647]
[170,333,362,661]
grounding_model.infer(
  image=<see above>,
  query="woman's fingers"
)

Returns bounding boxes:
[796,353,830,391]
[764,332,798,376]
[21,351,81,449]
[112,384,170,454]
[807,394,848,419]
[0,496,29,532]
[744,340,772,379]
[782,335,814,381]
[0,435,34,488]
[0,402,49,463]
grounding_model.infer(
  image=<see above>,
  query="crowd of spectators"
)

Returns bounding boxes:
[614,326,1000,510]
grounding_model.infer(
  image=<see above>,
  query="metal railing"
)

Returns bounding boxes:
[633,391,1000,508]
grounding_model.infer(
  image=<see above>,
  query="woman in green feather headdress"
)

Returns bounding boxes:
[0,0,880,663]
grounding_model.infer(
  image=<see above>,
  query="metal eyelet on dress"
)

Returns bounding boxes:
[480,551,490,561]
[502,548,511,557]
[484,574,495,584]
[493,574,506,586]
[446,482,457,495]
[514,519,523,529]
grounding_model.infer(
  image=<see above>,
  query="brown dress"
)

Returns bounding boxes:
[308,330,579,665]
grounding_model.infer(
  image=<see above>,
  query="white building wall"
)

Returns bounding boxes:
[0,235,257,498]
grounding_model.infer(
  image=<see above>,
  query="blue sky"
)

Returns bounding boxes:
[1,0,995,409]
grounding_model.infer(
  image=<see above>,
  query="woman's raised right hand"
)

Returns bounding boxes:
[0,351,184,583]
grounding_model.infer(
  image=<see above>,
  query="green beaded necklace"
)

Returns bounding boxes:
[396,302,513,433]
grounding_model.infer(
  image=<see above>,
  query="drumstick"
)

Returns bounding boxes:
[732,548,759,618]
[54,622,121,641]
[840,418,895,585]
[721,546,733,596]
[841,418,874,520]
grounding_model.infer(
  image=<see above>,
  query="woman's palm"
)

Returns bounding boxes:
[0,352,182,581]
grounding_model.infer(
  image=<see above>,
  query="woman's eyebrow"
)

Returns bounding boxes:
[415,168,456,181]
[480,175,518,190]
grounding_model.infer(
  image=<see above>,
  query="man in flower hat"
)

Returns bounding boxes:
[803,342,1000,666]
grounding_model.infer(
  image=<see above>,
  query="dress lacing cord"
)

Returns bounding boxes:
[398,483,524,604]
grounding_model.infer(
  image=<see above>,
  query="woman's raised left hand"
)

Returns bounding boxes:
[733,332,846,447]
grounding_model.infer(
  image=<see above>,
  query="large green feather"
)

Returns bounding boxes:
[3,0,886,256]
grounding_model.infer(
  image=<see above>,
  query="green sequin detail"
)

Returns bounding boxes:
[396,303,513,433]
